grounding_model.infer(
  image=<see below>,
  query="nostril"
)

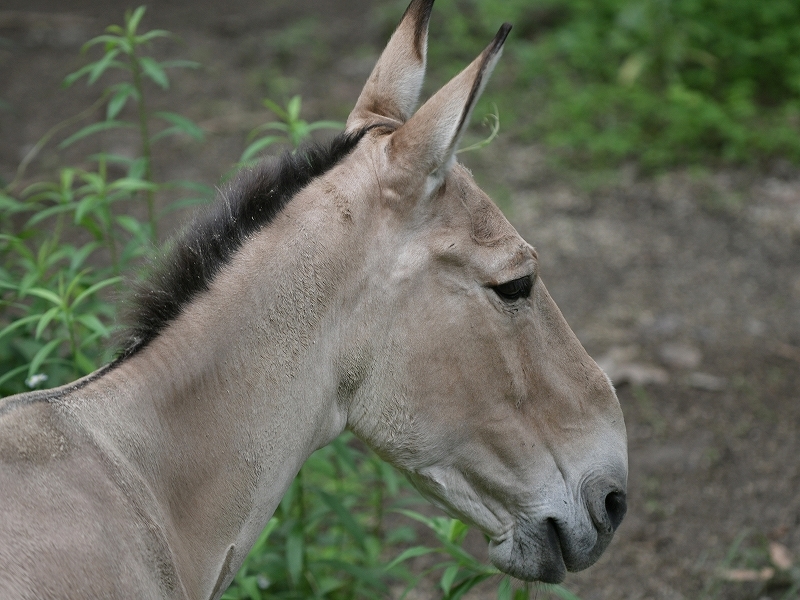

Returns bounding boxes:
[584,478,628,534]
[604,490,627,532]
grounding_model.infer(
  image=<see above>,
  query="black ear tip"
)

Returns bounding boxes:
[498,23,513,41]
[488,23,512,52]
[403,0,436,22]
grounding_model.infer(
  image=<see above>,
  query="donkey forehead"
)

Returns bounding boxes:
[429,164,536,270]
[443,164,519,245]
[344,131,535,273]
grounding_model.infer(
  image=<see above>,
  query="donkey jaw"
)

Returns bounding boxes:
[488,521,569,583]
[405,463,621,583]
[488,515,618,583]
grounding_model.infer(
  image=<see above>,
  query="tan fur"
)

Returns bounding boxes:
[0,1,627,597]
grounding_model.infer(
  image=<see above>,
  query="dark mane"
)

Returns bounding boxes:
[116,129,367,361]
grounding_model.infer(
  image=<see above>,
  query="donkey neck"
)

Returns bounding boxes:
[69,186,360,598]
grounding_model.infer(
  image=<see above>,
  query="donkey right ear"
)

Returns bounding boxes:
[346,0,434,133]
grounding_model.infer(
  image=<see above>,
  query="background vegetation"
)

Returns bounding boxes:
[2,0,799,598]
[417,0,800,169]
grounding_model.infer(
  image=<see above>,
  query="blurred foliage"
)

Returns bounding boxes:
[222,434,419,599]
[0,7,210,397]
[402,0,800,169]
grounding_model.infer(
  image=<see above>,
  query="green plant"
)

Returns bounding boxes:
[0,7,208,397]
[62,5,206,240]
[240,95,342,166]
[0,165,132,394]
[410,0,800,169]
[223,435,419,599]
[387,511,583,600]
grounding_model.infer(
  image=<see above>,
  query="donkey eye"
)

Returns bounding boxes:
[492,276,533,302]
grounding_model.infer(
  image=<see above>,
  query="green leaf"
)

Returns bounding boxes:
[63,62,97,87]
[0,193,25,212]
[441,564,460,595]
[447,519,470,544]
[28,338,65,378]
[262,98,289,121]
[0,314,42,342]
[316,489,368,550]
[240,136,282,163]
[438,539,486,571]
[285,522,304,587]
[497,576,512,600]
[107,83,137,119]
[330,436,359,471]
[514,588,530,600]
[384,546,438,571]
[87,48,121,85]
[378,460,400,496]
[286,95,302,123]
[59,121,137,149]
[64,270,91,302]
[394,508,436,530]
[306,120,344,132]
[26,287,64,307]
[135,29,172,44]
[76,314,111,338]
[153,111,204,140]
[35,306,62,340]
[139,56,169,89]
[115,215,148,236]
[250,517,280,555]
[25,204,74,228]
[157,195,213,216]
[245,121,288,142]
[74,350,98,375]
[0,233,22,248]
[126,6,147,36]
[104,24,125,36]
[69,242,102,272]
[75,194,104,225]
[108,177,158,193]
[448,573,495,600]
[0,365,30,390]
[81,34,128,55]
[127,156,149,179]
[71,276,122,310]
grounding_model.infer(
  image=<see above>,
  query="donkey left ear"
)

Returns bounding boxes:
[389,23,511,187]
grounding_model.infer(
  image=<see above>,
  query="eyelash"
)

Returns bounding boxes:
[491,276,533,302]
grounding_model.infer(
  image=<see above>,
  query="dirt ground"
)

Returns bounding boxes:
[2,1,799,599]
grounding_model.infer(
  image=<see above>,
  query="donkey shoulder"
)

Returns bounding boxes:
[0,397,181,599]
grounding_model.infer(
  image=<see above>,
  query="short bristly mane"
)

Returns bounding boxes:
[116,129,367,362]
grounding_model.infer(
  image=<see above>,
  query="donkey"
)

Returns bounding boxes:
[0,1,627,598]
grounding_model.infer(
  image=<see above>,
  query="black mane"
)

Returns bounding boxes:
[116,129,367,361]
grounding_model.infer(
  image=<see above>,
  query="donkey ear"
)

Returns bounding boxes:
[390,23,511,185]
[346,0,434,132]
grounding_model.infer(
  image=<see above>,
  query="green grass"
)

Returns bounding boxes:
[406,0,800,170]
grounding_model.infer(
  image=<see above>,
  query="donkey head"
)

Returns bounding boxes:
[337,0,627,583]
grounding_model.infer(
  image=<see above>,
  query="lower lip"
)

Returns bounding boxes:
[541,519,566,582]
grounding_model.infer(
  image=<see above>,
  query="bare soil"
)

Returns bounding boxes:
[2,1,799,599]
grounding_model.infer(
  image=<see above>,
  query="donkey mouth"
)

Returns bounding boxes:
[538,519,567,583]
[488,519,567,583]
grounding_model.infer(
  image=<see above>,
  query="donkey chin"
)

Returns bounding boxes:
[487,517,614,583]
